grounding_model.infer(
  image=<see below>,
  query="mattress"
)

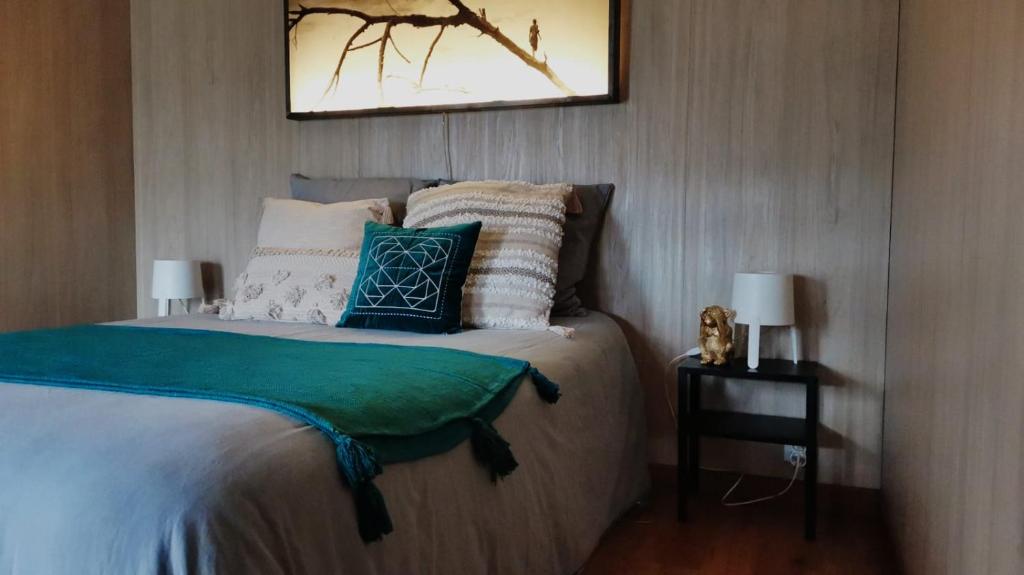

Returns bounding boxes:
[0,312,648,575]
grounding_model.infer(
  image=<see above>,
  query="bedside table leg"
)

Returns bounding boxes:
[805,381,819,541]
[687,373,701,494]
[805,444,817,540]
[805,446,817,540]
[677,370,687,522]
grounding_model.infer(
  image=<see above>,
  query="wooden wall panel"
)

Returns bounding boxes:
[884,1,1024,573]
[680,0,896,488]
[131,0,897,487]
[0,0,135,332]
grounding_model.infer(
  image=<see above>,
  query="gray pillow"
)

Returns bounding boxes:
[290,174,431,223]
[552,184,614,316]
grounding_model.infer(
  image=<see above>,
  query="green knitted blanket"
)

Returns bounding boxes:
[0,325,560,542]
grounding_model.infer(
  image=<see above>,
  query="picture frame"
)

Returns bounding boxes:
[285,0,625,119]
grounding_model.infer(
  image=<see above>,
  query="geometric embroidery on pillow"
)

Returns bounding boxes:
[354,235,454,317]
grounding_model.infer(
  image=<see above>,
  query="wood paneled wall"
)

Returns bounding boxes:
[131,0,897,487]
[0,0,135,332]
[884,1,1024,573]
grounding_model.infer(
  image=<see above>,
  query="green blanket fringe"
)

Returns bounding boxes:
[335,436,382,485]
[470,418,519,482]
[353,481,393,542]
[529,367,562,403]
[334,437,392,541]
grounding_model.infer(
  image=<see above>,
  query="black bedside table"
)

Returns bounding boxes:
[677,356,820,540]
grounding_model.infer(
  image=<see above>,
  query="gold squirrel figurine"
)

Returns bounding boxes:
[698,305,736,366]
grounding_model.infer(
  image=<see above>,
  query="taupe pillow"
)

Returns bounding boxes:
[256,198,392,250]
[290,174,432,223]
[552,184,614,316]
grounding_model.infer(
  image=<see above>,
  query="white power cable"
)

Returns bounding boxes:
[441,112,454,181]
[721,453,806,507]
[664,349,699,428]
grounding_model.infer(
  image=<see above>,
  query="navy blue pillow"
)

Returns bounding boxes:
[338,221,482,334]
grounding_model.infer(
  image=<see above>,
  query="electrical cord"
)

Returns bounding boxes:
[720,452,806,507]
[664,349,699,428]
[664,351,734,475]
[441,112,454,181]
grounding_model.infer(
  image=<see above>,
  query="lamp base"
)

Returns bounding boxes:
[745,324,800,370]
[747,320,761,370]
[156,298,194,317]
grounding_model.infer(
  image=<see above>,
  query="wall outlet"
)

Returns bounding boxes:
[784,445,807,466]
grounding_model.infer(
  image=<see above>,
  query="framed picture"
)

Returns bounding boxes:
[285,0,623,119]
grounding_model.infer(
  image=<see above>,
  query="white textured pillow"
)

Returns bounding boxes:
[220,248,358,325]
[403,181,569,330]
[256,197,393,250]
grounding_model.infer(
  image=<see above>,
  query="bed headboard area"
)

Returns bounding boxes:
[132,0,897,489]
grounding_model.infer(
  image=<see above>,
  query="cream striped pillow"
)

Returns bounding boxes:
[404,181,570,330]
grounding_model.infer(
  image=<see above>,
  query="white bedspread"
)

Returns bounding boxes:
[0,312,648,575]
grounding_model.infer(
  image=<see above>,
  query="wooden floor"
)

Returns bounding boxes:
[581,467,900,575]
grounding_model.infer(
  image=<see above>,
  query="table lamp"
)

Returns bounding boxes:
[152,260,203,317]
[731,272,798,369]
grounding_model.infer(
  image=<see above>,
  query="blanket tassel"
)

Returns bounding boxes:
[336,438,393,542]
[529,367,561,404]
[470,418,519,482]
[354,481,393,542]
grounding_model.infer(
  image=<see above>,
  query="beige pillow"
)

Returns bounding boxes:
[256,197,393,250]
[404,181,570,330]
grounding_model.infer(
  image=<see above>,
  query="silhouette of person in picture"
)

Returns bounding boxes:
[529,19,541,57]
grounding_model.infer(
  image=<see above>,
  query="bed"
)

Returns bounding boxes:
[0,312,648,575]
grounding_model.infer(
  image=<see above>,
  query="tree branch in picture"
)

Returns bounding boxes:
[388,34,412,64]
[349,35,383,51]
[419,25,447,87]
[325,21,371,94]
[377,22,393,93]
[288,0,575,97]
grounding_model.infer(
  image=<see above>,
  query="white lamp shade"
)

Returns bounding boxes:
[731,272,795,327]
[152,260,203,300]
